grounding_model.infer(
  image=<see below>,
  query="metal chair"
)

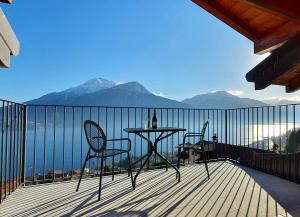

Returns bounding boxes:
[177,121,210,179]
[76,120,134,201]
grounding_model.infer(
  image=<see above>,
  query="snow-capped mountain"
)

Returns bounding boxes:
[26,78,116,105]
[63,78,116,96]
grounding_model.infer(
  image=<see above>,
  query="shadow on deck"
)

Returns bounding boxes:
[1,161,300,217]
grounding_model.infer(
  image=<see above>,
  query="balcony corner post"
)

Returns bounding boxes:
[21,105,27,185]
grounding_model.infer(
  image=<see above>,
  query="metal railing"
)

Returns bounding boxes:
[25,105,227,183]
[0,99,27,203]
[2,98,300,200]
[24,103,300,184]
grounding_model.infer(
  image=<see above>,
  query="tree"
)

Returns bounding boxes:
[286,129,300,154]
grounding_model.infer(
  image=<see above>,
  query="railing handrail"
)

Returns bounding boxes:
[25,102,300,111]
[0,99,26,106]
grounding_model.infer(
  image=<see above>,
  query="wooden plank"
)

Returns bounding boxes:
[0,0,12,4]
[254,21,300,54]
[192,0,258,41]
[286,74,300,93]
[0,35,11,67]
[0,8,19,56]
[246,32,300,92]
[237,0,300,22]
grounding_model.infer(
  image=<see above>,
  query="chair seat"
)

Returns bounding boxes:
[177,143,204,152]
[96,149,129,158]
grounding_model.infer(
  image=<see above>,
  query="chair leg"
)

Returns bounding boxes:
[127,152,135,190]
[177,147,181,169]
[76,153,89,192]
[98,155,104,201]
[203,151,210,179]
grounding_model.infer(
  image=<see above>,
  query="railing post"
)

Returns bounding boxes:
[147,108,150,169]
[21,105,27,184]
[225,109,228,160]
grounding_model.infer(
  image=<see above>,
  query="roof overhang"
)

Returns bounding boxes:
[0,6,19,68]
[246,32,300,93]
[192,0,300,92]
[192,0,300,54]
[0,0,12,3]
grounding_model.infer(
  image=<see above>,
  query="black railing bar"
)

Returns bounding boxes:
[0,101,4,203]
[286,105,288,153]
[171,109,174,163]
[267,106,270,150]
[167,109,169,161]
[72,107,75,178]
[235,109,237,146]
[261,107,263,149]
[127,108,131,169]
[9,103,13,194]
[112,107,115,180]
[160,109,163,160]
[62,106,66,180]
[12,104,17,191]
[279,105,281,154]
[43,106,47,182]
[89,107,92,176]
[33,106,37,182]
[177,108,180,157]
[134,108,137,166]
[4,102,9,198]
[120,108,123,173]
[239,109,241,146]
[208,109,210,142]
[19,106,23,186]
[80,107,83,170]
[52,106,56,182]
[140,108,143,167]
[105,107,108,174]
[256,107,259,149]
[15,106,20,189]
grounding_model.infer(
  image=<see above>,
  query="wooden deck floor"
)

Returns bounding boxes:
[1,161,300,217]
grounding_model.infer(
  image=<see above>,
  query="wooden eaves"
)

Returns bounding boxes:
[192,0,300,92]
[0,0,19,68]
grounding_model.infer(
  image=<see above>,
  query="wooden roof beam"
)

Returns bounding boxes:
[237,0,300,22]
[254,23,300,54]
[246,32,300,92]
[0,8,19,56]
[192,0,258,41]
[286,75,300,93]
[0,0,13,4]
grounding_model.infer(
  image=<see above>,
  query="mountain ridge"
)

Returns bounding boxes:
[27,78,269,109]
[182,91,268,109]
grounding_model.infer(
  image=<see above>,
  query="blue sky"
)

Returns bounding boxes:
[1,0,298,102]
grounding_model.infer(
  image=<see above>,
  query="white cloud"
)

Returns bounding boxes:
[227,90,244,96]
[262,96,300,102]
[153,91,166,97]
[115,81,124,85]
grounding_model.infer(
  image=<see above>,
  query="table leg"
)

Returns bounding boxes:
[155,150,181,182]
[132,153,149,167]
[133,152,152,189]
[153,136,181,182]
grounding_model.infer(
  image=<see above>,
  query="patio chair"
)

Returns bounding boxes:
[76,120,134,201]
[177,121,210,179]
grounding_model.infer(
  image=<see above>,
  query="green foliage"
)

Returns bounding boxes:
[286,129,300,154]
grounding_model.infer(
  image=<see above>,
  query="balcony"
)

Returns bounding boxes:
[1,161,300,216]
[1,100,300,216]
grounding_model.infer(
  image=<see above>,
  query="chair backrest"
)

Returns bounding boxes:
[198,120,209,145]
[200,121,209,139]
[84,120,107,153]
